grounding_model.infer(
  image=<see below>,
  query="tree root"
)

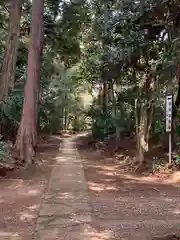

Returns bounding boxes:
[133,160,147,173]
[15,123,37,168]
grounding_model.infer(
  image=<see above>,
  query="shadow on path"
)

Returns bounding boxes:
[0,135,62,240]
[76,134,180,240]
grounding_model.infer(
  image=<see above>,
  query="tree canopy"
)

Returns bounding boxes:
[0,0,180,169]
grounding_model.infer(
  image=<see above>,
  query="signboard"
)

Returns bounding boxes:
[165,95,172,132]
[165,95,173,164]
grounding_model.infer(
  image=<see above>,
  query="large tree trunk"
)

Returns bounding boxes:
[102,0,110,115]
[15,0,44,167]
[136,101,154,165]
[102,79,108,114]
[135,73,155,170]
[0,0,22,102]
[108,80,120,139]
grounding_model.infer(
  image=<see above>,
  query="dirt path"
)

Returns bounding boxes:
[79,147,180,239]
[0,136,61,240]
[1,135,180,239]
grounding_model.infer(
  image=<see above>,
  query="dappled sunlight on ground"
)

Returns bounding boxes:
[83,228,113,240]
[55,192,75,200]
[167,171,180,183]
[1,134,180,239]
[34,223,114,240]
[82,152,180,187]
[55,156,67,163]
[83,159,180,197]
[0,231,21,239]
[77,137,180,239]
[0,179,45,238]
[0,135,62,239]
[19,212,35,221]
[88,181,118,192]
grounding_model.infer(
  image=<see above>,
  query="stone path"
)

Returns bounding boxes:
[33,136,93,240]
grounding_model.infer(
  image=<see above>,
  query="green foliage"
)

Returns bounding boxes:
[0,0,91,137]
[0,0,180,161]
[152,160,165,173]
[81,0,180,143]
[0,89,23,124]
[72,116,87,132]
[175,110,180,137]
[175,154,180,166]
[0,140,9,162]
[89,105,115,139]
[176,125,180,137]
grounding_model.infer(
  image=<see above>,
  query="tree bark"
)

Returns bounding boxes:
[15,0,44,167]
[102,79,108,114]
[0,0,22,102]
[135,101,153,168]
[109,80,120,139]
[102,0,110,115]
[135,73,155,168]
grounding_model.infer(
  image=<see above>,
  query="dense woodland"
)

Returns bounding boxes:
[0,0,180,171]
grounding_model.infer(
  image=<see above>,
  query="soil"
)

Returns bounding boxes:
[0,135,62,240]
[0,134,180,239]
[77,134,180,239]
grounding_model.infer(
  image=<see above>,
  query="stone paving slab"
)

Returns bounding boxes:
[44,191,89,202]
[37,214,91,230]
[38,201,91,216]
[33,223,95,240]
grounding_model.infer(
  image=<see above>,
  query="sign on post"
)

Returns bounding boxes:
[166,95,172,132]
[165,95,172,164]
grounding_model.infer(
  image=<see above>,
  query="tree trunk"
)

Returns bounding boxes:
[15,0,44,167]
[59,106,64,130]
[66,115,71,130]
[109,80,120,139]
[102,0,110,115]
[102,79,108,114]
[64,108,68,130]
[135,73,155,168]
[97,83,103,105]
[0,0,22,102]
[135,102,153,167]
